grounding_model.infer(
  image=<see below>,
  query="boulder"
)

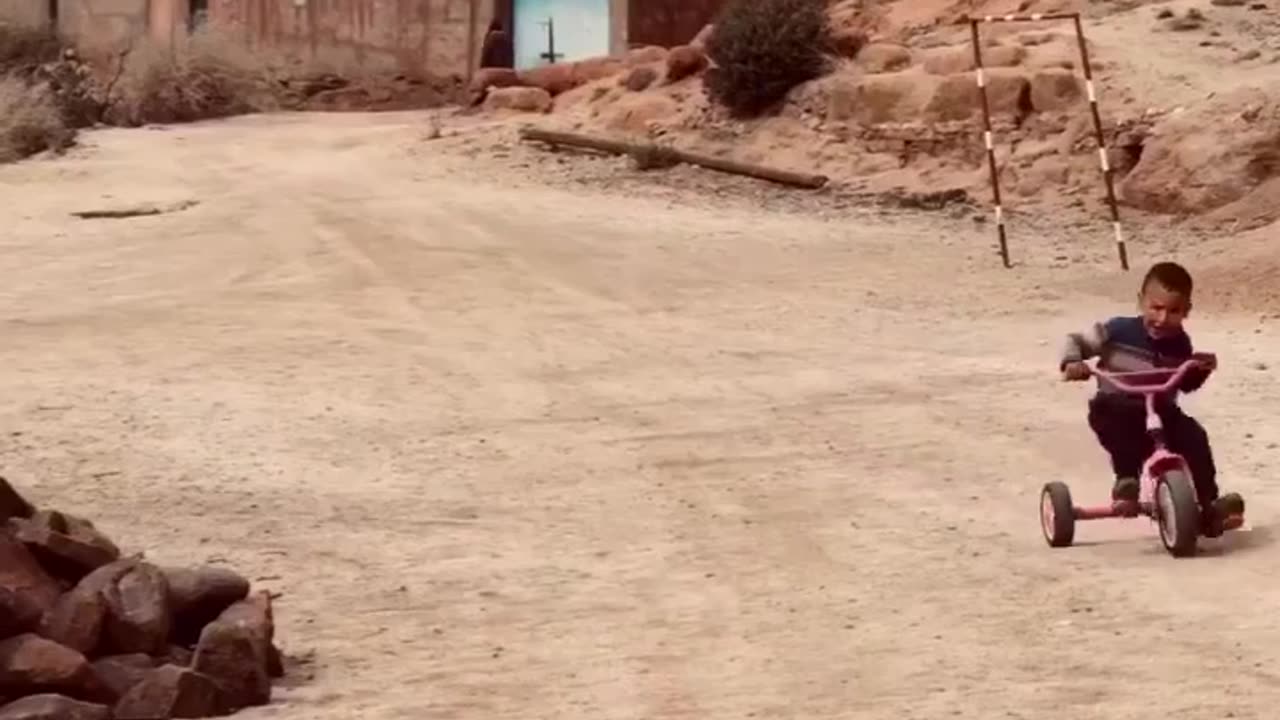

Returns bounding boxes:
[1119,89,1280,214]
[603,94,680,135]
[856,43,912,73]
[923,44,1024,75]
[826,72,939,125]
[925,70,1030,122]
[0,634,107,702]
[163,567,249,646]
[90,654,155,700]
[483,86,553,114]
[113,665,227,720]
[519,63,579,96]
[625,45,668,66]
[37,589,107,656]
[572,56,625,84]
[1028,68,1082,112]
[9,518,119,583]
[665,45,708,83]
[468,67,521,105]
[191,592,274,711]
[0,480,33,524]
[0,534,62,612]
[0,695,110,720]
[830,27,868,58]
[0,588,42,639]
[622,65,658,92]
[101,563,171,656]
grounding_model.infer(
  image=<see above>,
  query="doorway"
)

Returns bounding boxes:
[512,0,610,70]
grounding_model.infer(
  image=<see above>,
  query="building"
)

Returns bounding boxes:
[1,0,724,80]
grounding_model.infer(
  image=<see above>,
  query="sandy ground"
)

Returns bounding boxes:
[1,112,1279,719]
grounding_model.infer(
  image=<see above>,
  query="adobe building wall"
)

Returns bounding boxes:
[208,0,490,81]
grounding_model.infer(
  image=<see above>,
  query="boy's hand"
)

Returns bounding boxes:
[1061,361,1092,382]
[1193,352,1218,372]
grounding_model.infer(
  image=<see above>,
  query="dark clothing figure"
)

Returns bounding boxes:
[480,19,514,69]
[1086,395,1218,507]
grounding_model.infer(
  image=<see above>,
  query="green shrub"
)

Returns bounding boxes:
[703,0,832,117]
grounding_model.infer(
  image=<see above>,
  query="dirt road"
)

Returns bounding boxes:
[1,113,1278,719]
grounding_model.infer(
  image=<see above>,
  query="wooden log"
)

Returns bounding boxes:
[517,127,829,189]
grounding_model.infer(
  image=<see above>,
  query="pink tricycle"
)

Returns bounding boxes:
[1039,356,1246,558]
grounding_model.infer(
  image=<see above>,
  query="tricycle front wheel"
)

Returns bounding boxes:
[1155,470,1200,557]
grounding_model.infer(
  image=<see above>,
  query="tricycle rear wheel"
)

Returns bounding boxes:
[1155,470,1200,557]
[1040,482,1075,548]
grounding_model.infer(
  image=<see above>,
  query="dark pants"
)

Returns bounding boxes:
[1087,396,1219,506]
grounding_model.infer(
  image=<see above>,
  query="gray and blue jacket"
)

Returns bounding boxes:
[1059,315,1210,405]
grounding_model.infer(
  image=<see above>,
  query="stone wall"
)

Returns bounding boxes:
[209,0,488,80]
[0,0,54,29]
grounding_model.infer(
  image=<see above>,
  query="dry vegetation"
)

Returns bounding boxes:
[0,22,460,164]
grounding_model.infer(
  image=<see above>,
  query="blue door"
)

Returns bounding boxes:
[514,0,610,70]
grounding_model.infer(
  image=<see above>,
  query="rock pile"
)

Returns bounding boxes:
[0,477,283,720]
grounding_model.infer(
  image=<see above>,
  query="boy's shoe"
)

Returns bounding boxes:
[1201,493,1245,539]
[1111,477,1140,503]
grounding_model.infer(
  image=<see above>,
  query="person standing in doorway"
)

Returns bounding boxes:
[479,18,514,68]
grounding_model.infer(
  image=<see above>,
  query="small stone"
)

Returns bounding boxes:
[0,694,110,720]
[0,634,108,702]
[113,665,228,720]
[192,592,274,710]
[0,479,34,524]
[101,563,171,656]
[665,45,708,83]
[10,519,119,583]
[37,589,107,656]
[0,533,62,611]
[622,65,658,92]
[0,586,43,638]
[163,566,249,646]
[90,654,155,700]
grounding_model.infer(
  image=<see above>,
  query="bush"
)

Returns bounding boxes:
[0,24,61,75]
[107,30,282,126]
[0,73,74,163]
[703,0,832,117]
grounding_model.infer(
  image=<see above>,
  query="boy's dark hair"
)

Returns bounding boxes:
[1142,261,1193,296]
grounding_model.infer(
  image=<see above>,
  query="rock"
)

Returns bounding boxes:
[622,65,658,92]
[0,480,34,524]
[926,70,1030,122]
[1119,88,1280,214]
[113,665,227,720]
[924,45,1024,75]
[101,563,171,656]
[0,634,106,702]
[163,567,249,646]
[0,533,62,611]
[690,24,714,49]
[90,654,155,700]
[826,72,939,125]
[483,86,553,114]
[192,592,274,711]
[603,94,680,135]
[625,45,668,66]
[830,28,868,58]
[572,56,624,84]
[37,589,106,656]
[518,63,578,96]
[164,645,193,667]
[467,67,521,104]
[856,43,912,73]
[470,67,520,92]
[665,45,708,83]
[0,588,42,638]
[9,519,119,583]
[0,694,110,720]
[1028,69,1082,112]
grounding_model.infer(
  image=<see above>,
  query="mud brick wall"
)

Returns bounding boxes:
[0,0,54,28]
[209,0,489,80]
[56,0,151,48]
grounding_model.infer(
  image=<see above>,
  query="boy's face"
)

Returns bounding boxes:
[1138,281,1191,339]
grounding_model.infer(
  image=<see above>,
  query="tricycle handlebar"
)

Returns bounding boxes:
[1088,357,1208,396]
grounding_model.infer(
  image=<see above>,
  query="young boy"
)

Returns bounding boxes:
[1058,261,1243,536]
